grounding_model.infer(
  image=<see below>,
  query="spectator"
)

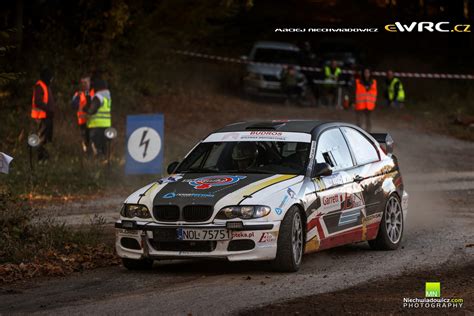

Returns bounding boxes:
[281,65,303,104]
[31,68,55,162]
[354,68,377,131]
[85,78,111,159]
[385,70,405,108]
[323,59,342,107]
[71,76,94,154]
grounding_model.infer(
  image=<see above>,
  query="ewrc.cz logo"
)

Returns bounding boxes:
[185,175,246,190]
[385,22,471,33]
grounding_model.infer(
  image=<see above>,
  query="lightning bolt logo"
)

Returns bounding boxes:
[139,129,150,158]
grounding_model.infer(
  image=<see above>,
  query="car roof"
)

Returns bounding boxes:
[216,120,330,133]
[253,41,300,51]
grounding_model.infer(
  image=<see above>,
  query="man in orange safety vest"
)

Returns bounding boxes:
[31,68,55,162]
[71,76,94,154]
[354,68,377,131]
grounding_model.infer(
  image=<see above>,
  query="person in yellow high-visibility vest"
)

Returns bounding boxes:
[323,59,342,107]
[85,78,111,157]
[386,70,405,108]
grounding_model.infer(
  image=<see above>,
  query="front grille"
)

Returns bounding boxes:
[182,205,213,222]
[227,240,255,251]
[154,205,180,221]
[150,241,217,252]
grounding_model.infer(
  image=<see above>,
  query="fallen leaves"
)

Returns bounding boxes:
[0,244,120,284]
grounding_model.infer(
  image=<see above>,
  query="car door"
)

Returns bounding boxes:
[340,127,385,241]
[309,127,360,250]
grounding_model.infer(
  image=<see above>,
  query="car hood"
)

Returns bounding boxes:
[246,64,284,77]
[125,173,304,210]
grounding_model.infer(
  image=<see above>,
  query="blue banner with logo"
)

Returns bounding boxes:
[125,114,164,175]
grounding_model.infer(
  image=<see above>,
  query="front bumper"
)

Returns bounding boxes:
[115,220,281,262]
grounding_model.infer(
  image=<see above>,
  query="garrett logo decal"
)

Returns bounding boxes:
[321,193,341,212]
[323,195,339,205]
[185,175,246,190]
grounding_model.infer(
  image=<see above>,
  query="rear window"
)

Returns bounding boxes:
[341,127,379,165]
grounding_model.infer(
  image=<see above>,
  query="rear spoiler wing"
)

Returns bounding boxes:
[370,133,394,154]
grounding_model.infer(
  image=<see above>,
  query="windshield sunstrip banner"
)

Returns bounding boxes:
[203,131,312,143]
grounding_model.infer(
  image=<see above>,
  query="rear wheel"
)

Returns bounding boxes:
[122,258,154,270]
[368,194,403,250]
[272,206,304,272]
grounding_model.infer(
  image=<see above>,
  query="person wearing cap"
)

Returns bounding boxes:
[385,70,405,108]
[31,68,55,162]
[232,142,259,171]
[85,78,111,158]
[71,76,94,154]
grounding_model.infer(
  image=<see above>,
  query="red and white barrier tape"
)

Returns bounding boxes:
[173,50,474,80]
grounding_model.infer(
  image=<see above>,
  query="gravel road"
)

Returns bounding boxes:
[1,127,473,316]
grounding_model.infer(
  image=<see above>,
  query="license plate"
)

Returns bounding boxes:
[177,228,231,241]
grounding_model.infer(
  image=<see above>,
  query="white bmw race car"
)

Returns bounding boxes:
[116,120,408,272]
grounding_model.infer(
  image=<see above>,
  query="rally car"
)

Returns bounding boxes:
[115,120,408,272]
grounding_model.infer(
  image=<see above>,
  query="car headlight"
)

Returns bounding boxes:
[120,204,151,219]
[216,205,271,220]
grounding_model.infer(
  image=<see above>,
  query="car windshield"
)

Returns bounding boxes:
[176,141,310,175]
[253,48,301,65]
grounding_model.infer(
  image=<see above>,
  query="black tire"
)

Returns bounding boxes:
[122,258,154,270]
[368,194,404,250]
[272,206,304,272]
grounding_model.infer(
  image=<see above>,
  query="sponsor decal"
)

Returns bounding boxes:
[275,193,290,215]
[321,194,341,212]
[232,231,255,238]
[158,174,183,184]
[259,232,277,243]
[322,173,345,188]
[162,192,215,199]
[249,131,283,136]
[402,282,464,310]
[204,132,312,143]
[287,188,296,199]
[338,209,360,226]
[385,22,470,33]
[185,175,246,190]
[341,192,364,210]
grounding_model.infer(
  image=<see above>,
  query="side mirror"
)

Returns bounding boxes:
[167,161,179,175]
[312,163,332,178]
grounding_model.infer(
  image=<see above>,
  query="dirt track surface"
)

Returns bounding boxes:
[1,116,473,315]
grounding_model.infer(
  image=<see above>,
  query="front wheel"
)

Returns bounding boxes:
[368,194,404,250]
[272,206,304,272]
[122,258,154,270]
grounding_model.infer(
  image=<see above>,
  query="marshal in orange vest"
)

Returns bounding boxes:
[31,80,48,119]
[74,89,95,125]
[355,79,377,111]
